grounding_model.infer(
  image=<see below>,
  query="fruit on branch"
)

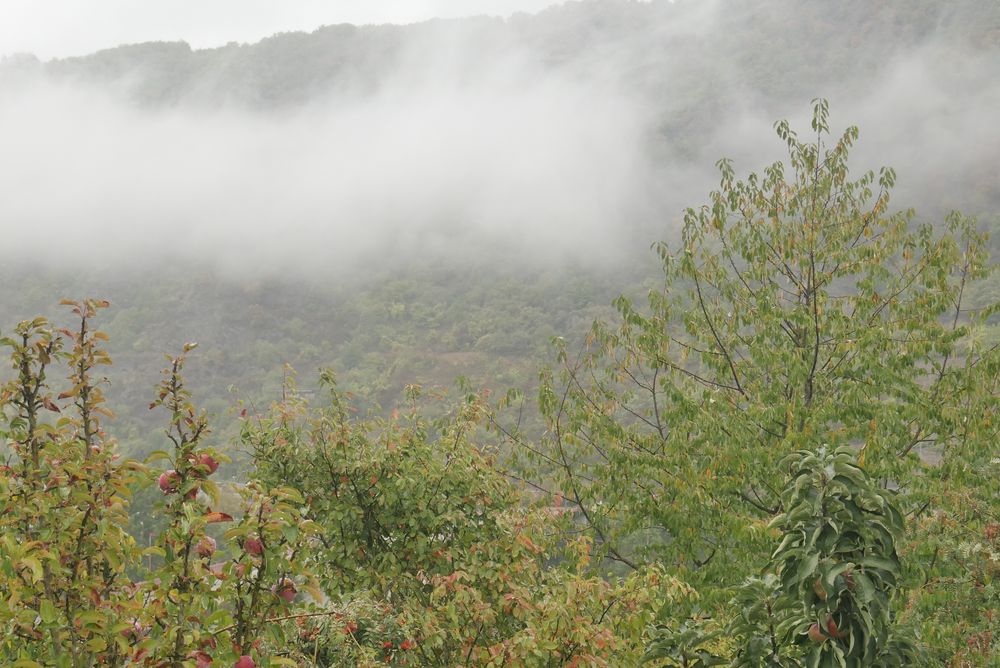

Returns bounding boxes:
[243,537,263,556]
[273,577,297,603]
[195,536,217,559]
[158,470,181,493]
[190,453,219,476]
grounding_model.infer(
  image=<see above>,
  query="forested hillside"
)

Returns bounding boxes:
[2,0,998,462]
[1,0,999,665]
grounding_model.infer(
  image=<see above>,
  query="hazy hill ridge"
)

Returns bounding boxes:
[9,0,998,116]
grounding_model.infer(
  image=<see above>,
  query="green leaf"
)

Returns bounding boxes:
[19,557,43,583]
[796,552,819,583]
[39,599,56,624]
[144,450,172,463]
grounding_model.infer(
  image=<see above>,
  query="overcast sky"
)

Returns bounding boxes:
[0,0,563,60]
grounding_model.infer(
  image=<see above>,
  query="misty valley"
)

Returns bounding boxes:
[1,1,999,666]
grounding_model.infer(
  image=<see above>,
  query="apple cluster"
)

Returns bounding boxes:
[157,452,220,499]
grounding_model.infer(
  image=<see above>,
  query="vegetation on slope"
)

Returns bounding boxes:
[2,102,998,665]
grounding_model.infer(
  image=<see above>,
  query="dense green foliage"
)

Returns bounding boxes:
[0,302,142,665]
[536,99,992,574]
[744,447,917,666]
[0,306,686,666]
[524,100,999,663]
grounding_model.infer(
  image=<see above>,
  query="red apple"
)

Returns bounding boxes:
[195,536,217,559]
[243,538,263,556]
[273,578,296,603]
[808,623,825,643]
[158,470,180,494]
[812,577,828,601]
[191,453,219,476]
[233,656,254,668]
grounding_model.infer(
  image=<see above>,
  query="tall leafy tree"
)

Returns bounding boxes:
[536,99,997,603]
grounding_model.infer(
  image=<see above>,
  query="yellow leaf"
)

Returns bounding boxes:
[19,557,44,583]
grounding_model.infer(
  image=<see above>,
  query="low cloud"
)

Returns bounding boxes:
[0,60,659,277]
[1,2,997,282]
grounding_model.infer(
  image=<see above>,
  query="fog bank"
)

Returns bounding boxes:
[1,0,997,280]
[0,69,657,275]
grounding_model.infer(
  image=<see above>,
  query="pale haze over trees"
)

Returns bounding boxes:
[0,1,998,665]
